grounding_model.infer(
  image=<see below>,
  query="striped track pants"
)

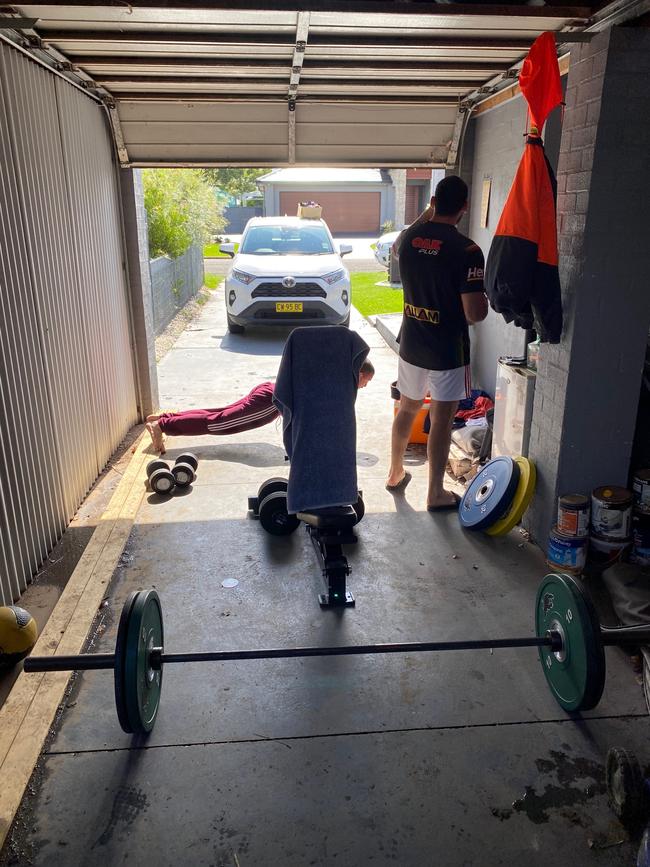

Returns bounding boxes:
[157,382,279,436]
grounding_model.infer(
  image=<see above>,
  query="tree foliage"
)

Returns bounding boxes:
[202,168,267,203]
[142,169,225,259]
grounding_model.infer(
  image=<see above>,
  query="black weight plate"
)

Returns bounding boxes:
[606,746,644,823]
[175,452,198,472]
[124,589,164,734]
[114,592,139,734]
[259,491,300,536]
[150,468,175,495]
[171,462,195,488]
[146,459,169,477]
[535,572,606,712]
[459,456,521,531]
[352,495,365,525]
[257,476,289,502]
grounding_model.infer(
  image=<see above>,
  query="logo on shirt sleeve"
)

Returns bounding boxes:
[467,266,484,281]
[412,237,443,255]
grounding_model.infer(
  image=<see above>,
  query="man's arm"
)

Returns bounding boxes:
[460,242,488,324]
[462,292,489,324]
[392,200,435,259]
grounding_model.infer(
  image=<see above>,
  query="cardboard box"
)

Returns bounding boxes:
[297,202,322,219]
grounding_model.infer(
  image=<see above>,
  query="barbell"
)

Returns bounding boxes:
[23,573,650,735]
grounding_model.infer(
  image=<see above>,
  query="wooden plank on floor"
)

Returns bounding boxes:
[0,432,149,848]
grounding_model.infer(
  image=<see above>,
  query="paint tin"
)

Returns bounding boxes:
[547,526,588,574]
[591,486,633,540]
[557,494,590,538]
[632,469,650,515]
[631,511,650,566]
[587,534,632,570]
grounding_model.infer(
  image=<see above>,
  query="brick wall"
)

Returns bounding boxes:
[526,27,650,543]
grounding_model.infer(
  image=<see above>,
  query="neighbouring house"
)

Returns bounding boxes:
[257,167,436,235]
[257,167,391,233]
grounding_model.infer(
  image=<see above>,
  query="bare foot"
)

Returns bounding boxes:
[146,413,162,423]
[146,421,166,454]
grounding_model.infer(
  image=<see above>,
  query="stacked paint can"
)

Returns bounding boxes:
[588,485,633,570]
[547,495,590,574]
[631,468,650,566]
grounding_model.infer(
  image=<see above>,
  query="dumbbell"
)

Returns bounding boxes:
[146,459,176,495]
[172,453,198,488]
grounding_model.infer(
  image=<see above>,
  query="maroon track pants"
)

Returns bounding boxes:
[157,382,279,436]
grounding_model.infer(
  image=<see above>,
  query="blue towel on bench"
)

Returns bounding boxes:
[273,326,370,514]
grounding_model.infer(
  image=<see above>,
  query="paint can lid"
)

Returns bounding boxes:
[592,485,633,505]
[559,494,590,508]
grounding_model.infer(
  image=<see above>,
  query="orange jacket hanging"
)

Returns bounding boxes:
[485,32,563,343]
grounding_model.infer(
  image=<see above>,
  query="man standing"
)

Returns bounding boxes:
[386,176,488,510]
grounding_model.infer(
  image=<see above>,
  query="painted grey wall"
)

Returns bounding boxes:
[120,168,159,419]
[463,92,564,396]
[150,245,204,336]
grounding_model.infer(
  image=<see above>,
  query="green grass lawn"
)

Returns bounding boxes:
[351,271,403,317]
[204,243,238,257]
[203,273,221,289]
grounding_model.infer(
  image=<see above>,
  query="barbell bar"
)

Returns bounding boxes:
[22,574,650,735]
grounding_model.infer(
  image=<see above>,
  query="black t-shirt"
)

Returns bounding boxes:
[397,222,485,371]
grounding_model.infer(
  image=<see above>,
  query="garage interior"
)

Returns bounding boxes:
[1,1,650,865]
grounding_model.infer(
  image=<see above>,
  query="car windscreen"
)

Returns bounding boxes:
[240,225,334,256]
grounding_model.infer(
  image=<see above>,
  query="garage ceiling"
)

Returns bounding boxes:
[0,1,636,167]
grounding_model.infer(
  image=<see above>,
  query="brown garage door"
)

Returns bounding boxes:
[279,191,380,234]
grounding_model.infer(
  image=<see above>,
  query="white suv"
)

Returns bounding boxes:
[221,216,352,334]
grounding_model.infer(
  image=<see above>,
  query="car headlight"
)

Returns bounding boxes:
[322,268,346,285]
[232,269,255,285]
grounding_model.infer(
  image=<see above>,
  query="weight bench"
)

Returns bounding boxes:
[248,478,364,607]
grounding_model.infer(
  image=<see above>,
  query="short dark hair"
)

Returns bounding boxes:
[434,176,468,217]
[360,359,374,376]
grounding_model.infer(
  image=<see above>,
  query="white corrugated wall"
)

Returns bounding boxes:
[0,42,138,604]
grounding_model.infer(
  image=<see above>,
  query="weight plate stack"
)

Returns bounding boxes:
[114,592,139,734]
[486,457,537,537]
[459,456,521,531]
[606,746,645,824]
[257,477,289,503]
[123,590,164,734]
[258,491,300,536]
[535,572,606,712]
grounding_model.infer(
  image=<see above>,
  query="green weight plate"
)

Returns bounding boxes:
[535,572,605,712]
[124,589,164,734]
[114,592,139,734]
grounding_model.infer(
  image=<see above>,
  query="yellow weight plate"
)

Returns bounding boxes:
[485,456,536,537]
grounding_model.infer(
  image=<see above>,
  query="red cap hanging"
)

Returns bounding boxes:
[518,31,563,134]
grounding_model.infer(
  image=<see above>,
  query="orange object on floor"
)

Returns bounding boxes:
[393,397,431,444]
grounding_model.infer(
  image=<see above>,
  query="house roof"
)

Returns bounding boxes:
[257,168,387,186]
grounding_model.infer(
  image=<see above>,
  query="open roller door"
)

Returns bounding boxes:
[6,3,591,168]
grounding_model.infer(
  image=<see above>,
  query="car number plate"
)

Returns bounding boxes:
[275,302,303,313]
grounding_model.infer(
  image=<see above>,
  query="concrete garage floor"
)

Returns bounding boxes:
[3,288,649,866]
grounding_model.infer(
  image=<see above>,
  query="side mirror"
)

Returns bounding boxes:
[220,242,236,258]
[339,244,353,257]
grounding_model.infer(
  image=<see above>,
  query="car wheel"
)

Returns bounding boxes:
[227,315,245,334]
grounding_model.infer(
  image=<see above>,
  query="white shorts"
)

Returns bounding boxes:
[397,357,471,403]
